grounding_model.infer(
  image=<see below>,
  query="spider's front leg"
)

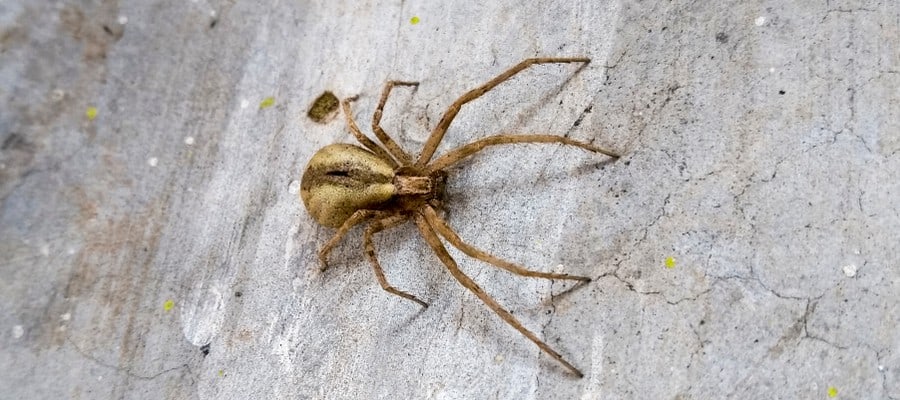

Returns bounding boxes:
[413,214,585,378]
[421,206,591,282]
[372,81,419,165]
[416,57,591,166]
[364,213,428,307]
[426,134,618,172]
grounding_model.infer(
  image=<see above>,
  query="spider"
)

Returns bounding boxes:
[299,57,619,377]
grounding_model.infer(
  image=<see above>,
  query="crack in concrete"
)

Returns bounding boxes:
[821,6,877,23]
[66,337,194,382]
[595,268,712,307]
[638,193,671,242]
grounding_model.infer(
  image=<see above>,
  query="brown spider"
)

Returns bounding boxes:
[299,57,619,377]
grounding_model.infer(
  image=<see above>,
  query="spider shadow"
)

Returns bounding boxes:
[442,153,618,211]
[505,61,592,133]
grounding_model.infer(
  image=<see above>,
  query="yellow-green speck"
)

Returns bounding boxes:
[218,369,225,377]
[410,16,420,25]
[86,106,98,121]
[827,386,838,398]
[163,299,175,311]
[665,256,676,269]
[259,96,275,109]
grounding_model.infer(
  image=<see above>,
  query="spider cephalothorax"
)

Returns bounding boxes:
[299,57,619,377]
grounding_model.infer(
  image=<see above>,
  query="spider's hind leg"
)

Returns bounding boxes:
[421,206,590,282]
[319,210,382,271]
[341,96,398,166]
[372,80,420,165]
[364,213,428,307]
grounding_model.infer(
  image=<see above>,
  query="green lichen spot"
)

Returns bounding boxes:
[86,106,98,121]
[827,386,838,398]
[410,16,420,25]
[259,96,275,109]
[307,91,340,123]
[665,256,676,269]
[163,299,175,311]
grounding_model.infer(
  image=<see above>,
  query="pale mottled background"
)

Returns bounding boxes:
[1,0,898,399]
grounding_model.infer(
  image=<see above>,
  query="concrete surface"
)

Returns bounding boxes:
[1,0,898,399]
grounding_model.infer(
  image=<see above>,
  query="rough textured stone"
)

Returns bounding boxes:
[1,1,897,399]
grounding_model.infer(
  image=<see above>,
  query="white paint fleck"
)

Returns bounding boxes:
[51,89,65,102]
[292,277,303,292]
[285,223,300,266]
[210,10,217,17]
[40,244,50,256]
[271,318,303,372]
[147,157,159,167]
[879,365,885,371]
[184,136,195,145]
[181,280,227,346]
[67,247,77,255]
[755,16,766,26]
[240,99,250,109]
[57,325,67,332]
[12,325,24,339]
[117,15,128,25]
[264,312,279,346]
[852,248,861,255]
[769,67,775,73]
[842,264,858,277]
[97,375,103,381]
[287,180,300,195]
[0,163,6,170]
[61,312,71,321]
[493,354,504,364]
[581,333,604,400]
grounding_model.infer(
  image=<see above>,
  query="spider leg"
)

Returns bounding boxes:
[416,57,590,167]
[364,213,428,307]
[413,213,585,378]
[427,134,618,172]
[421,206,590,282]
[372,81,419,165]
[341,96,399,166]
[318,209,383,271]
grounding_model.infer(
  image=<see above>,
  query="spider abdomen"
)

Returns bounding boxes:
[300,144,396,227]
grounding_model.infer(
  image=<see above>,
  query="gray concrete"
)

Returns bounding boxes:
[1,0,898,398]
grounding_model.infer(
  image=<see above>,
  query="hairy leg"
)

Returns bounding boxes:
[372,81,419,165]
[426,134,618,172]
[342,96,398,166]
[318,209,382,271]
[364,213,428,307]
[414,214,584,377]
[421,206,590,282]
[416,57,590,166]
